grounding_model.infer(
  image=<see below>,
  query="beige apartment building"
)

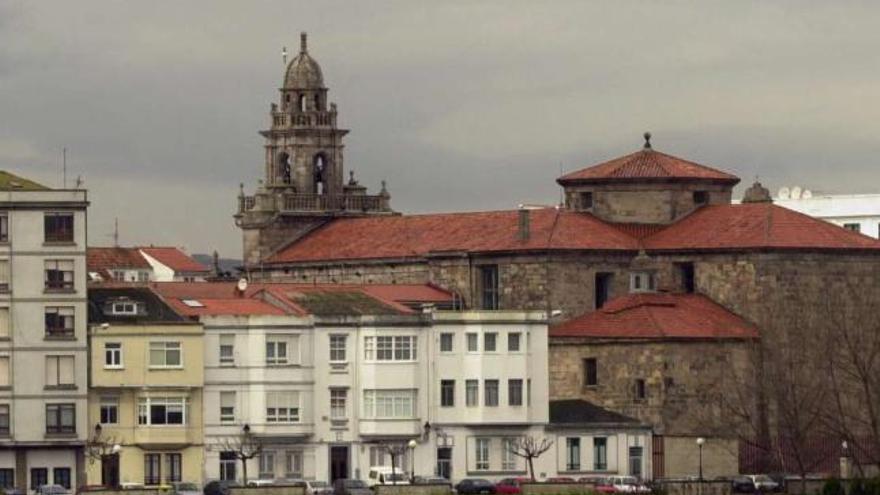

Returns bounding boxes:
[0,172,89,492]
[86,286,204,486]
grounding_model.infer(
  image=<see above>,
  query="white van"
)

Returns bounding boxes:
[366,467,410,486]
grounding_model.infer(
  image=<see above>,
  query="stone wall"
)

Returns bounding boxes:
[373,484,452,495]
[661,436,739,479]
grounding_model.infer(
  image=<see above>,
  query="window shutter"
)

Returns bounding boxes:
[0,308,8,338]
[0,357,9,386]
[46,357,58,386]
[0,261,8,284]
[60,357,75,381]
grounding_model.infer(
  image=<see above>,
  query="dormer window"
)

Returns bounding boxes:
[580,192,594,209]
[630,272,656,293]
[109,300,139,316]
[693,191,709,204]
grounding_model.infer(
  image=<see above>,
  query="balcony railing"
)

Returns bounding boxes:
[239,193,387,214]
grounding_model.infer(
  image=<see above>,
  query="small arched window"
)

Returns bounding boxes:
[298,94,306,112]
[314,154,327,195]
[314,94,321,111]
[277,152,292,184]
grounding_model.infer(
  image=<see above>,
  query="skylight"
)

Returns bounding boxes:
[181,299,204,308]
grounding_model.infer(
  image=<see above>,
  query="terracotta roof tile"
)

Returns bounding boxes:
[550,293,759,339]
[557,149,740,184]
[642,203,880,251]
[87,247,152,279]
[139,247,210,273]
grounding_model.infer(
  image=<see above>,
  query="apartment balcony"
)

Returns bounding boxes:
[132,426,201,448]
[358,418,423,438]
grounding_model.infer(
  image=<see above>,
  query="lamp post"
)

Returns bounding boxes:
[408,439,418,483]
[696,437,705,495]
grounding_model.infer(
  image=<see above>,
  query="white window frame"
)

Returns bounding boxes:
[484,332,498,352]
[363,335,417,362]
[330,389,347,419]
[111,301,137,315]
[259,450,275,479]
[329,334,347,362]
[104,342,123,369]
[362,389,416,419]
[137,397,188,426]
[99,396,119,425]
[630,271,657,293]
[475,438,490,471]
[439,333,454,352]
[149,341,182,368]
[501,438,517,471]
[220,391,236,423]
[285,451,303,478]
[219,335,234,366]
[265,391,300,423]
[266,339,289,366]
[465,380,479,407]
[45,355,75,387]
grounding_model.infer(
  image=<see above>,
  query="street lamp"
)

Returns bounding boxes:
[408,439,418,483]
[696,437,705,483]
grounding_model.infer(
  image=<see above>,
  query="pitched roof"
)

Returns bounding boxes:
[642,203,880,251]
[550,293,759,340]
[268,208,640,263]
[149,282,454,317]
[139,247,210,273]
[558,148,740,184]
[87,286,188,324]
[549,399,642,426]
[0,170,49,191]
[88,247,152,279]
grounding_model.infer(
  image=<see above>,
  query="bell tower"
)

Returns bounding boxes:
[236,33,395,269]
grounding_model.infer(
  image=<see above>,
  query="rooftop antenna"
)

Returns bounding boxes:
[558,162,564,207]
[108,217,119,247]
[75,175,83,189]
[62,147,67,189]
[282,46,288,65]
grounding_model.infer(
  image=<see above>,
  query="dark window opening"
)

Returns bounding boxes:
[144,454,161,485]
[313,154,327,195]
[583,358,598,386]
[0,469,13,489]
[693,191,709,204]
[440,380,455,407]
[595,272,612,309]
[635,379,647,400]
[53,468,71,489]
[843,223,861,232]
[46,404,75,434]
[45,213,74,243]
[298,94,306,112]
[580,191,594,209]
[30,468,48,490]
[479,265,499,310]
[314,94,322,111]
[677,262,695,293]
[277,152,292,184]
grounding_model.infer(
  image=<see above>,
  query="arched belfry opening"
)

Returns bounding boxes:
[298,94,306,112]
[277,151,292,185]
[313,153,327,195]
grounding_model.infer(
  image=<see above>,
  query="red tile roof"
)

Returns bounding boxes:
[139,247,210,273]
[268,208,640,263]
[550,293,759,339]
[267,202,880,264]
[643,203,880,251]
[149,282,454,317]
[88,247,152,278]
[557,148,740,184]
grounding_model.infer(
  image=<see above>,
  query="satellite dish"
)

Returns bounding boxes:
[802,189,812,199]
[237,278,249,292]
[790,186,802,199]
[777,187,790,200]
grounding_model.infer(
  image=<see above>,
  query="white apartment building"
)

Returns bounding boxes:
[773,189,880,239]
[0,172,89,492]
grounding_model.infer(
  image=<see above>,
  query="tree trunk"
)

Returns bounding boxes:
[528,456,535,482]
[391,454,397,486]
[242,457,248,485]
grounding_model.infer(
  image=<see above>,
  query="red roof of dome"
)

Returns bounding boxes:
[557,148,740,184]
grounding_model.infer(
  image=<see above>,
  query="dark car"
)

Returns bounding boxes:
[332,479,371,495]
[455,479,496,495]
[203,480,241,495]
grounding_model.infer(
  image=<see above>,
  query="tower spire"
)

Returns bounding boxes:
[300,32,308,54]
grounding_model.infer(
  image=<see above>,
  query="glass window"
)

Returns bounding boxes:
[0,214,7,243]
[105,343,122,368]
[394,336,413,360]
[219,452,236,482]
[219,335,234,365]
[465,380,479,407]
[584,358,598,386]
[30,468,48,490]
[330,389,347,419]
[44,213,74,243]
[362,389,416,418]
[508,379,523,406]
[365,336,417,361]
[44,307,75,338]
[440,333,454,352]
[45,355,75,387]
[635,379,646,400]
[137,397,187,425]
[166,454,182,483]
[466,333,478,352]
[594,437,607,470]
[266,339,288,365]
[44,260,74,290]
[0,404,9,435]
[259,451,275,479]
[0,357,9,387]
[220,392,235,423]
[144,454,161,485]
[843,223,861,232]
[475,438,490,470]
[507,332,521,352]
[440,380,455,407]
[110,300,138,315]
[501,438,517,471]
[629,446,643,478]
[150,342,181,367]
[484,380,499,407]
[566,438,581,471]
[285,451,303,478]
[377,336,393,360]
[266,391,299,423]
[484,333,497,352]
[630,272,656,293]
[100,396,118,424]
[53,467,71,489]
[46,403,76,434]
[329,335,347,362]
[479,265,499,310]
[0,468,13,489]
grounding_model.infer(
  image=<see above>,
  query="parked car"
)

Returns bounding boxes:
[3,489,25,495]
[605,476,650,494]
[273,479,332,495]
[37,485,70,495]
[455,479,496,494]
[171,482,201,495]
[332,479,371,495]
[413,477,450,485]
[592,478,617,494]
[247,480,275,487]
[203,480,240,495]
[495,478,530,494]
[366,467,410,486]
[731,475,780,493]
[546,477,576,483]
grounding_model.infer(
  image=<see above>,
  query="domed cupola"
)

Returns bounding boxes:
[284,32,325,89]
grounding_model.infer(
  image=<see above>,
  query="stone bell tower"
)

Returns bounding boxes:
[236,33,395,269]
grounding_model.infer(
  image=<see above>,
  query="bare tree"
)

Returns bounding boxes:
[381,443,409,485]
[506,436,553,481]
[218,425,263,485]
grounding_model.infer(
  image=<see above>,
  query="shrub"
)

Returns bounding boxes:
[823,478,845,495]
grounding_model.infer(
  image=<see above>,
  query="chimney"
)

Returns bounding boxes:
[518,206,530,241]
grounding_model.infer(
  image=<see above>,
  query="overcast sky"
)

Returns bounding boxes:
[2,1,880,256]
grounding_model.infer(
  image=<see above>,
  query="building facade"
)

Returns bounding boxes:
[0,172,89,492]
[86,287,205,487]
[773,191,880,239]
